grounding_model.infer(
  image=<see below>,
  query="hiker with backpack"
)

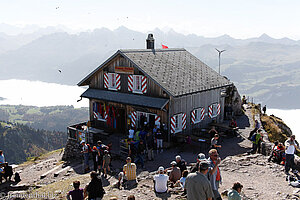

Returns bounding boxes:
[249,129,263,154]
[285,135,299,175]
[97,141,106,174]
[248,120,260,140]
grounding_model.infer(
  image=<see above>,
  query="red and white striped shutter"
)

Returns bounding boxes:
[93,111,98,120]
[104,73,109,88]
[104,110,108,120]
[131,111,137,127]
[155,115,160,125]
[128,75,133,91]
[142,76,147,93]
[191,110,196,124]
[217,103,221,116]
[200,108,205,120]
[208,105,213,118]
[116,74,121,90]
[182,113,187,129]
[170,116,176,134]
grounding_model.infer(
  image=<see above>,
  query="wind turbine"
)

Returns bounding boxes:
[215,48,226,75]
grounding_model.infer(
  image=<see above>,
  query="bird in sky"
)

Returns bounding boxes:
[56,7,59,9]
[58,69,62,73]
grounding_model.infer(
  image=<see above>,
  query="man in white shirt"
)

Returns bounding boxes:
[153,166,168,193]
[285,135,299,175]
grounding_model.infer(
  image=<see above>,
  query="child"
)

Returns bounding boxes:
[103,150,111,178]
[67,180,84,200]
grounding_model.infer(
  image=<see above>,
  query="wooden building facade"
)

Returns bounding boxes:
[78,34,232,139]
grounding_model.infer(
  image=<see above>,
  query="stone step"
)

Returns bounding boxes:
[54,166,71,177]
[40,165,61,179]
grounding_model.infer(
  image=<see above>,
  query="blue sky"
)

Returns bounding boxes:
[1,0,300,39]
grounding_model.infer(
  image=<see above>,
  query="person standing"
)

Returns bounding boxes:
[92,146,98,171]
[249,120,260,139]
[128,126,135,139]
[81,141,90,172]
[146,131,154,161]
[211,134,221,151]
[84,171,105,200]
[208,149,222,200]
[285,135,299,175]
[185,160,214,200]
[227,182,243,200]
[155,129,163,153]
[176,155,187,173]
[102,150,111,178]
[153,166,169,193]
[262,105,267,115]
[134,140,145,169]
[191,153,207,173]
[250,129,263,154]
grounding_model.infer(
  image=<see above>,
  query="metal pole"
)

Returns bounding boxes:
[215,48,226,75]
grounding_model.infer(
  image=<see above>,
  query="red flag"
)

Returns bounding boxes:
[162,44,168,49]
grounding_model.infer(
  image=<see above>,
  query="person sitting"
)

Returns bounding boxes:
[153,166,169,193]
[67,180,84,200]
[175,170,188,189]
[118,157,137,189]
[3,163,13,181]
[228,182,243,200]
[169,161,181,185]
[84,171,105,200]
[190,153,207,173]
[0,167,4,183]
[175,155,187,173]
[229,118,238,136]
[0,150,5,166]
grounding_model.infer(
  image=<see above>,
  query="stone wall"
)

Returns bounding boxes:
[62,138,82,161]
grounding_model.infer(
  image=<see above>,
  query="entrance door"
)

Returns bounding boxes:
[149,114,155,129]
[117,108,126,134]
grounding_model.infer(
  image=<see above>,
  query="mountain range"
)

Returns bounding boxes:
[1,24,300,109]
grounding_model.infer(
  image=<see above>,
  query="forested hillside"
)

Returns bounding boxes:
[0,121,67,164]
[0,105,88,132]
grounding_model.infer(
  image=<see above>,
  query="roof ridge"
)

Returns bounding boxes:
[120,48,186,53]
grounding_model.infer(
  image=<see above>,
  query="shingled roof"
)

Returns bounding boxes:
[78,48,231,97]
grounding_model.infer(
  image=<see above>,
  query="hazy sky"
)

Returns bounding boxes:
[1,0,300,39]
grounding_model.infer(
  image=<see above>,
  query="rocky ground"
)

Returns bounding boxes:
[1,105,299,200]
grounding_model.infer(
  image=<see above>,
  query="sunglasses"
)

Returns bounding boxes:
[212,154,219,157]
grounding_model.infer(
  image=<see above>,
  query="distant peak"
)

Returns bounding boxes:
[259,33,272,39]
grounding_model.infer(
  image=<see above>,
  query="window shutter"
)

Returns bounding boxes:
[182,113,186,129]
[116,74,121,90]
[200,108,205,120]
[141,76,147,93]
[191,110,196,124]
[131,111,137,127]
[217,103,221,116]
[208,105,213,118]
[128,75,133,91]
[104,73,109,88]
[170,116,176,134]
[155,115,160,126]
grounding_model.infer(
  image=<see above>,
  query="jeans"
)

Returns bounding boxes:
[147,148,154,160]
[285,154,296,173]
[135,154,144,168]
[84,153,89,167]
[157,139,163,153]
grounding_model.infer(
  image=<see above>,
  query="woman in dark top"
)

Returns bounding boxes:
[84,171,105,200]
[67,180,84,200]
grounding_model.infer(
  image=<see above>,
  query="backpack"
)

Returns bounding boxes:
[250,133,257,142]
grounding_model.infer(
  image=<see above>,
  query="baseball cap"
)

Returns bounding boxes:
[197,153,206,161]
[158,166,164,172]
[199,160,210,170]
[170,161,177,165]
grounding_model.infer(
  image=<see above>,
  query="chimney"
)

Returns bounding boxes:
[146,34,155,49]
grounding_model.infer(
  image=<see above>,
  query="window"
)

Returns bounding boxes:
[174,113,182,132]
[193,107,204,124]
[209,103,220,118]
[133,75,143,93]
[104,73,120,90]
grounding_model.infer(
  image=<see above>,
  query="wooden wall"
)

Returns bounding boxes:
[89,55,169,99]
[169,88,225,134]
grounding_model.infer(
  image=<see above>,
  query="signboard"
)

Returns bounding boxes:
[115,66,134,74]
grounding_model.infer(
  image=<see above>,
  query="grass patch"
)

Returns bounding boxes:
[261,115,289,143]
[26,108,43,115]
